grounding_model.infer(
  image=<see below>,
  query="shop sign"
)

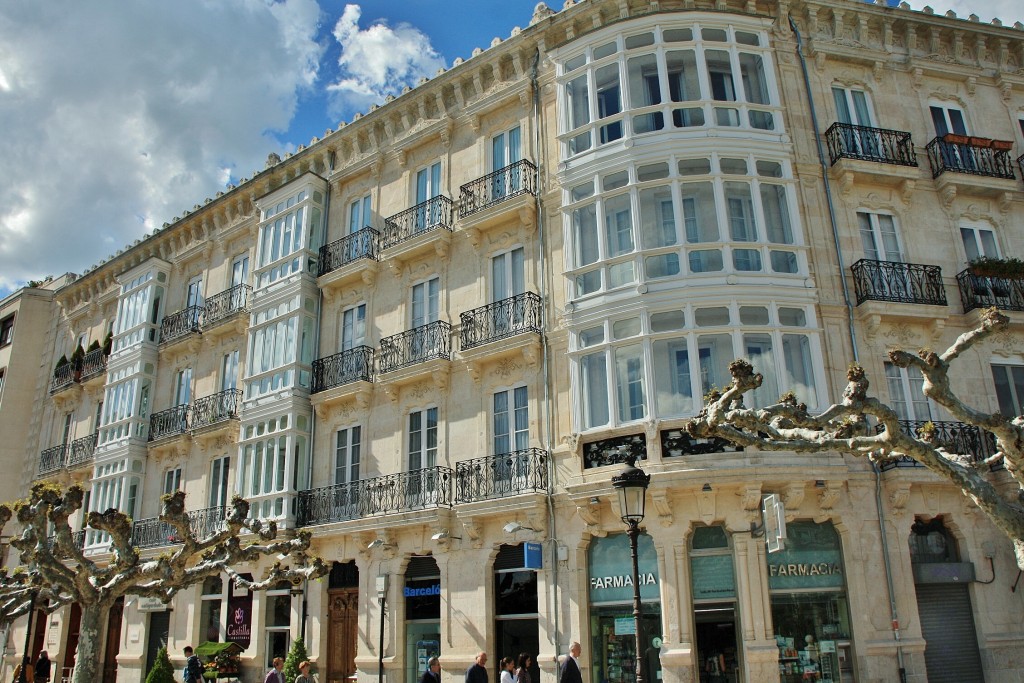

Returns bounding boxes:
[135,596,169,612]
[690,554,736,600]
[524,542,543,569]
[403,584,441,597]
[767,522,844,591]
[226,573,253,649]
[614,617,635,635]
[588,532,659,603]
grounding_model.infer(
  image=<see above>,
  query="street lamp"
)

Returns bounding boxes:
[612,455,651,683]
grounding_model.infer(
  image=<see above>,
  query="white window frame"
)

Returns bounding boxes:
[264,582,292,668]
[831,85,874,127]
[209,456,230,508]
[341,304,367,351]
[411,277,440,328]
[858,211,903,262]
[200,575,227,643]
[231,254,250,288]
[163,466,182,495]
[493,385,530,455]
[174,367,193,406]
[991,364,1024,417]
[335,425,362,485]
[959,223,999,263]
[884,363,932,422]
[349,194,372,234]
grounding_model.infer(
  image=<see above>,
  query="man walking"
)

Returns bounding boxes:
[465,652,488,683]
[183,647,204,683]
[560,643,582,683]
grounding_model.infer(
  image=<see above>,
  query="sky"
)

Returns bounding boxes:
[0,0,1021,301]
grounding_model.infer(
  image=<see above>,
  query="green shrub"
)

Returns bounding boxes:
[145,647,175,683]
[283,637,310,683]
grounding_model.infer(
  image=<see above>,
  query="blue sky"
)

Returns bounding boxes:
[0,0,1020,302]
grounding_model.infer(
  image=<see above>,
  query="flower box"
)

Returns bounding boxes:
[943,133,970,145]
[990,139,1014,151]
[968,136,992,147]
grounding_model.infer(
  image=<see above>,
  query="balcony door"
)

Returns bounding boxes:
[408,408,438,504]
[411,278,440,359]
[222,351,239,392]
[930,104,970,169]
[415,162,442,231]
[493,387,529,492]
[174,368,192,406]
[885,362,932,422]
[832,86,879,157]
[492,126,522,197]
[334,426,361,518]
[187,275,204,310]
[209,456,230,509]
[492,248,525,336]
[340,304,366,352]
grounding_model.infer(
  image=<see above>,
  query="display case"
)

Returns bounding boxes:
[195,641,244,680]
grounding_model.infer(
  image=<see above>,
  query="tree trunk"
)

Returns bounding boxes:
[71,604,105,683]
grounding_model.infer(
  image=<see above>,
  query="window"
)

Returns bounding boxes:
[408,407,439,504]
[174,368,193,406]
[341,304,367,351]
[492,248,525,302]
[93,401,104,434]
[0,315,13,347]
[200,576,225,642]
[163,467,182,495]
[264,581,292,668]
[62,412,74,445]
[209,456,230,509]
[411,278,440,328]
[884,363,931,421]
[960,224,998,262]
[221,351,239,391]
[256,184,325,288]
[494,387,529,454]
[231,254,250,288]
[0,369,5,400]
[186,275,204,309]
[991,365,1024,416]
[859,212,902,262]
[349,194,372,234]
[492,126,522,171]
[929,104,968,136]
[415,162,442,231]
[833,87,873,126]
[335,427,361,485]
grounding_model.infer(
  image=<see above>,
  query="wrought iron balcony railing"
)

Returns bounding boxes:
[190,389,242,431]
[851,259,947,306]
[312,346,374,393]
[1018,153,1024,181]
[149,404,190,441]
[47,530,87,554]
[318,228,380,276]
[378,321,451,374]
[956,269,1024,313]
[50,362,78,394]
[203,285,252,327]
[159,306,204,345]
[38,444,67,475]
[455,448,550,503]
[925,136,1016,180]
[876,420,1000,471]
[79,348,107,381]
[67,433,97,469]
[381,196,453,249]
[459,159,539,218]
[296,466,455,526]
[460,292,543,350]
[131,505,227,549]
[825,123,917,167]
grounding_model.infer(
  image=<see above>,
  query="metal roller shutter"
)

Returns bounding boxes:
[915,583,984,683]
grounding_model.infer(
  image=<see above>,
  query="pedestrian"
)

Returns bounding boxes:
[33,653,51,683]
[559,643,582,683]
[514,654,532,683]
[183,647,204,683]
[295,661,315,683]
[264,657,286,683]
[464,652,488,683]
[420,657,441,683]
[498,658,514,683]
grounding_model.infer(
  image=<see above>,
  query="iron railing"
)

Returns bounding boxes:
[159,306,204,345]
[67,433,97,469]
[925,136,1016,180]
[455,449,550,503]
[660,429,742,457]
[459,159,539,218]
[311,346,374,393]
[1018,153,1024,181]
[131,506,226,549]
[190,389,242,430]
[460,292,543,350]
[80,348,108,381]
[956,269,1024,313]
[38,444,67,475]
[825,123,917,167]
[851,260,946,306]
[50,363,78,394]
[378,321,451,374]
[381,196,453,249]
[296,466,454,526]
[148,405,190,441]
[203,285,252,327]
[318,228,380,276]
[876,420,1000,471]
[47,530,87,554]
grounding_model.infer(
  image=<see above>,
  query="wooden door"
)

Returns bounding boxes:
[101,597,124,683]
[62,604,82,683]
[327,588,359,683]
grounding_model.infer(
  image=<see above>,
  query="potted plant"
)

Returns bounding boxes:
[69,344,85,380]
[968,135,992,147]
[102,330,113,356]
[991,139,1014,151]
[943,132,970,145]
[968,256,1024,279]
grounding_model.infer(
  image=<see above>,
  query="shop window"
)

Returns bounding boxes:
[200,575,225,642]
[264,580,292,667]
[495,544,540,681]
[690,526,739,682]
[405,556,441,683]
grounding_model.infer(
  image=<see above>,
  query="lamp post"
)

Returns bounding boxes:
[612,455,650,683]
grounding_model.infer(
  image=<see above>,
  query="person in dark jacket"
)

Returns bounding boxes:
[420,657,441,683]
[465,652,488,683]
[560,643,582,683]
[34,652,51,683]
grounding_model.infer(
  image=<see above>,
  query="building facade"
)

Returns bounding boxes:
[4,1,1024,683]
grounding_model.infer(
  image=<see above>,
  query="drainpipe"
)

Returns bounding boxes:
[789,16,905,682]
[530,46,562,661]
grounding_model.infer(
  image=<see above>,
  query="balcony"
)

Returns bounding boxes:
[38,444,67,476]
[80,348,108,383]
[381,196,453,271]
[67,433,97,470]
[851,260,946,306]
[458,160,539,240]
[130,505,226,549]
[460,293,543,350]
[159,306,203,347]
[203,284,252,332]
[318,228,380,289]
[957,270,1024,313]
[50,362,79,394]
[190,389,242,432]
[876,420,1000,472]
[148,405,190,442]
[825,123,917,167]
[296,466,455,526]
[925,134,1016,206]
[378,321,451,374]
[455,449,550,503]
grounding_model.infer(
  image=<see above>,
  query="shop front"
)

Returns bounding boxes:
[587,533,662,683]
[767,521,854,683]
[689,526,741,683]
[494,543,540,683]
[404,556,441,683]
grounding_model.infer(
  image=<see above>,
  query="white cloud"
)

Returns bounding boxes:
[327,4,446,114]
[0,0,324,290]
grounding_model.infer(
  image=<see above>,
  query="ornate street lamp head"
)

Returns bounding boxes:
[611,455,651,525]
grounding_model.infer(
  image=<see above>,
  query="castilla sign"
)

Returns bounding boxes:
[226,573,253,649]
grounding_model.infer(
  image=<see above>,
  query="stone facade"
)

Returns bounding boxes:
[3,2,1024,683]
